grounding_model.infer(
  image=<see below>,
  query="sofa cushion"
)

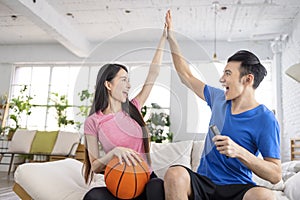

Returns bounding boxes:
[30,131,59,154]
[150,140,193,179]
[8,129,36,153]
[281,161,300,181]
[252,173,285,191]
[284,171,300,200]
[51,131,81,156]
[294,162,300,173]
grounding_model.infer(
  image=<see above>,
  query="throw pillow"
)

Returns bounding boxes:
[8,129,36,153]
[191,140,204,171]
[30,131,59,154]
[284,171,300,200]
[150,140,193,179]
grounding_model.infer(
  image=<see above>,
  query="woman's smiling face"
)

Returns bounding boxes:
[106,68,131,103]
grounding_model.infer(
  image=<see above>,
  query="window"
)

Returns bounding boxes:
[10,65,98,132]
[10,64,171,133]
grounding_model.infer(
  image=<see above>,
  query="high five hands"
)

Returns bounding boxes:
[165,10,172,31]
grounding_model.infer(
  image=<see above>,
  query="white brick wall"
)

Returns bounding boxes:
[281,12,300,162]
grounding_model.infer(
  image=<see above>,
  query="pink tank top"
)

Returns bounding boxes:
[84,99,146,159]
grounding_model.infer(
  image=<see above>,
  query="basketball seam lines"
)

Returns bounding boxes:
[133,165,138,198]
[104,162,120,182]
[116,162,127,198]
[137,161,150,179]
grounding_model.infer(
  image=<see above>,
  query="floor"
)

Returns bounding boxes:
[0,171,19,200]
[0,171,14,187]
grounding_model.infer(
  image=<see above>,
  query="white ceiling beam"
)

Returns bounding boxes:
[0,40,272,64]
[2,0,93,58]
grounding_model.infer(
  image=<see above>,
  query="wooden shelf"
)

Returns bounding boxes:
[74,144,85,162]
[0,102,9,128]
[291,138,300,161]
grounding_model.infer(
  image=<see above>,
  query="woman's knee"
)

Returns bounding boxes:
[145,178,165,199]
[83,187,117,200]
[147,177,164,188]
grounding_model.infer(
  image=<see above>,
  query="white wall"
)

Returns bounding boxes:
[0,64,13,96]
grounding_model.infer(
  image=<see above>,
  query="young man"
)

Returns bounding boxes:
[163,10,281,200]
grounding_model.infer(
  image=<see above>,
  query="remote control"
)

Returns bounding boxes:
[210,125,221,136]
[210,125,229,158]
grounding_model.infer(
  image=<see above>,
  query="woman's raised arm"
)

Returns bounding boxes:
[134,25,167,106]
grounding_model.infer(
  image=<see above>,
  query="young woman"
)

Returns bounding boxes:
[83,26,167,200]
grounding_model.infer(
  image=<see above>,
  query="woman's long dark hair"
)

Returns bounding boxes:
[83,63,150,184]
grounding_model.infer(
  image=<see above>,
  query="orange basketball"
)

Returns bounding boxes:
[104,156,150,199]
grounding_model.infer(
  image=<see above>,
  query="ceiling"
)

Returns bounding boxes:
[0,0,299,57]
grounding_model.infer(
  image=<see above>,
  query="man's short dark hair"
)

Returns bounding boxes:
[228,50,267,89]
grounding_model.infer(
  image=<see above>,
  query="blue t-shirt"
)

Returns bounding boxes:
[197,85,280,185]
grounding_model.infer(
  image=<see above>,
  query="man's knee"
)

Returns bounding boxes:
[164,166,192,198]
[243,187,275,200]
[164,166,190,187]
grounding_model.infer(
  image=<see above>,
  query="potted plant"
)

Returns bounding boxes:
[0,93,9,137]
[142,103,173,143]
[75,89,94,130]
[49,92,74,128]
[6,85,33,140]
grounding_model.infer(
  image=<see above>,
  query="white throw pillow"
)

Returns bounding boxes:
[191,140,204,171]
[8,129,36,153]
[284,171,300,200]
[51,131,81,155]
[150,140,193,179]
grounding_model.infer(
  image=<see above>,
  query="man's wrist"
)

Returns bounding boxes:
[167,30,175,40]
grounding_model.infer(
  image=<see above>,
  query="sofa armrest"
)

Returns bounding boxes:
[14,158,89,200]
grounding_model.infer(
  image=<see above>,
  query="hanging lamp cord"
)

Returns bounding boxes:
[213,2,217,60]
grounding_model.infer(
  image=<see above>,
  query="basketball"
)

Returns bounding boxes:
[104,156,150,199]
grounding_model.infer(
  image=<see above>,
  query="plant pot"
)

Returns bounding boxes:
[7,129,15,141]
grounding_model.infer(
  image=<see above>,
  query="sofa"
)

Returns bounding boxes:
[13,140,300,200]
[0,129,81,174]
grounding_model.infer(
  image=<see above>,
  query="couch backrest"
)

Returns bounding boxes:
[8,129,81,156]
[52,131,81,156]
[8,129,36,153]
